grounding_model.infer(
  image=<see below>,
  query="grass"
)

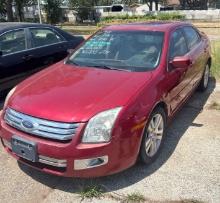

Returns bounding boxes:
[97,12,185,27]
[209,102,220,110]
[79,185,104,200]
[60,22,220,36]
[122,192,146,203]
[211,40,220,80]
[197,27,220,36]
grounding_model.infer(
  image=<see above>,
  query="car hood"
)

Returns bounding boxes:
[8,62,152,122]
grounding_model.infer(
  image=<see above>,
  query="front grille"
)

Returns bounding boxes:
[4,108,80,141]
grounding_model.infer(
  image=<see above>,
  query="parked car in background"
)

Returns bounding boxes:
[0,22,84,93]
[0,22,211,177]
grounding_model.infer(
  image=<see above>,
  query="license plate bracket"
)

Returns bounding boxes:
[11,136,38,162]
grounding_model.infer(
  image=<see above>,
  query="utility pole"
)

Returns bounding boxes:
[37,0,42,23]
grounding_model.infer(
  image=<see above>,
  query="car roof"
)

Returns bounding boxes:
[103,21,191,32]
[0,22,55,34]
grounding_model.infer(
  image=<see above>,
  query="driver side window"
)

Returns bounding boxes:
[169,29,188,60]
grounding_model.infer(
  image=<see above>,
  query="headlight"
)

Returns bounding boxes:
[82,107,122,143]
[3,86,16,109]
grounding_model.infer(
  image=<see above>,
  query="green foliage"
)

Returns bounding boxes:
[209,102,220,110]
[0,1,6,16]
[211,40,220,79]
[79,185,104,200]
[123,192,146,203]
[43,0,62,24]
[156,12,185,20]
[69,0,98,23]
[98,12,185,26]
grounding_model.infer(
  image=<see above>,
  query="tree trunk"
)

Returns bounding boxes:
[6,0,13,21]
[155,0,159,10]
[16,2,24,22]
[149,1,153,11]
[182,0,186,9]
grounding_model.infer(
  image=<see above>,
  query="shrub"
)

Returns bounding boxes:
[99,12,185,25]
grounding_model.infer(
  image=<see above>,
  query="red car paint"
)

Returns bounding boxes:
[0,22,211,177]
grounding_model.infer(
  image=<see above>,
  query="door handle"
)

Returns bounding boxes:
[59,44,66,49]
[22,55,33,61]
[189,60,194,67]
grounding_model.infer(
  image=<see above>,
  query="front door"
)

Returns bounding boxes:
[165,28,193,114]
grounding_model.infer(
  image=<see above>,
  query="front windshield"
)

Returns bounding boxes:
[67,30,164,72]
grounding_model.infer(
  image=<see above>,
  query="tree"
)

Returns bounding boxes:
[0,0,14,21]
[6,0,14,21]
[179,0,208,9]
[0,1,6,16]
[44,0,62,24]
[122,0,139,5]
[14,0,37,22]
[15,0,25,21]
[69,0,99,23]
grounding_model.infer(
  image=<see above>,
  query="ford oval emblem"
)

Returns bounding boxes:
[22,120,34,129]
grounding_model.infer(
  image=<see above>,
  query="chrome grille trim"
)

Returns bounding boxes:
[38,155,67,167]
[4,108,80,141]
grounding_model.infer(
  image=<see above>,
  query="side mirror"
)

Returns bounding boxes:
[170,56,191,69]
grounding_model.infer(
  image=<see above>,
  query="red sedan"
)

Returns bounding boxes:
[0,22,211,177]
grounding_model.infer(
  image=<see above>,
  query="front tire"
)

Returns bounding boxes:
[139,107,166,164]
[198,63,210,92]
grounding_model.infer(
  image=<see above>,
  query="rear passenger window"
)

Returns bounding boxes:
[0,29,26,55]
[30,28,62,48]
[182,27,200,49]
[169,29,188,60]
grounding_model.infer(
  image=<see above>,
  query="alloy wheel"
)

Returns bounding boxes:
[145,114,164,157]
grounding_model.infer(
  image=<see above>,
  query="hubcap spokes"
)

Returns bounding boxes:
[145,114,164,157]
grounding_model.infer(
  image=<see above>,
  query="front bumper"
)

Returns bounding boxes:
[0,111,137,177]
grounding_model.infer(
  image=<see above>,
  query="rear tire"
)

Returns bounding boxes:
[139,107,166,164]
[198,63,210,92]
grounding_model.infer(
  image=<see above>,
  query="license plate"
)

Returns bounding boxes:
[11,136,38,162]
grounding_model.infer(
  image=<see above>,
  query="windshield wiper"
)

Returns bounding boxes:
[66,60,82,66]
[66,60,132,72]
[88,65,132,72]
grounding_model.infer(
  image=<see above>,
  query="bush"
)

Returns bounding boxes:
[156,12,185,20]
[99,12,185,26]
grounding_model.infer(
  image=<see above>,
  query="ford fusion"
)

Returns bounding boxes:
[0,22,211,177]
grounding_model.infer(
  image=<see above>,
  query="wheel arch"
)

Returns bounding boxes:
[138,100,168,149]
[150,101,168,123]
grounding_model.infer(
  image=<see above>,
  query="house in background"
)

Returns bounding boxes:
[134,4,162,14]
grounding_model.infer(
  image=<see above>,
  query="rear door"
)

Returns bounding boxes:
[0,28,30,90]
[26,27,69,69]
[166,28,192,113]
[182,26,206,87]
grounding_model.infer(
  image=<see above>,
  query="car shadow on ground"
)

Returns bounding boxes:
[18,79,216,193]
